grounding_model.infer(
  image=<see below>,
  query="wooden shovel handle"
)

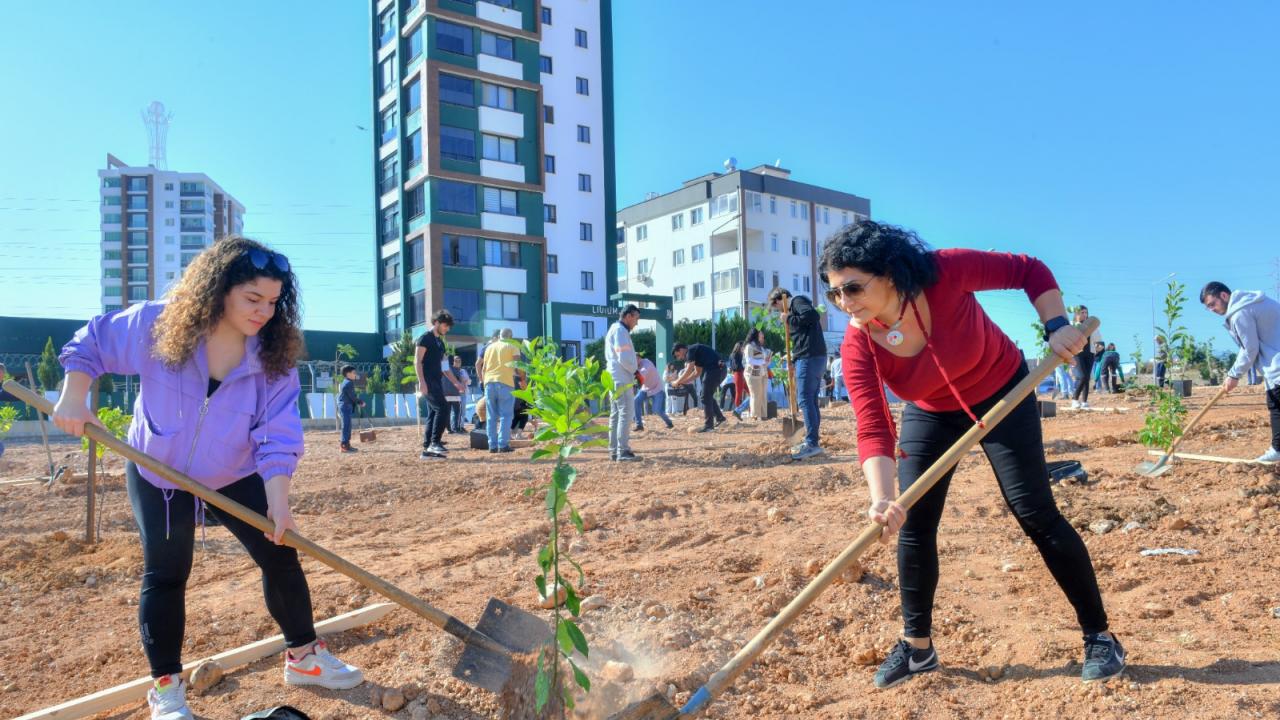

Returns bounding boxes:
[781,296,798,413]
[1,380,509,658]
[691,317,1100,707]
[1164,383,1231,457]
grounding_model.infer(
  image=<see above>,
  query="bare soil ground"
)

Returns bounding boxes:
[1,385,1278,719]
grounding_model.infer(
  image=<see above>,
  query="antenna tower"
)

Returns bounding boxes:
[141,101,174,169]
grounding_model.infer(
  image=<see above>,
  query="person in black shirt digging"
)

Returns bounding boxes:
[671,343,727,432]
[415,310,453,459]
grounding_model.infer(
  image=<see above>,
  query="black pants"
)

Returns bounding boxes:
[1268,385,1280,451]
[448,399,464,432]
[421,378,447,449]
[127,463,315,677]
[1155,362,1167,388]
[896,364,1108,638]
[512,397,530,431]
[700,368,727,428]
[1101,359,1121,393]
[1072,354,1094,402]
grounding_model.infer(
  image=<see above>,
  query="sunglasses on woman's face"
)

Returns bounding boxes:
[825,278,870,304]
[245,248,290,273]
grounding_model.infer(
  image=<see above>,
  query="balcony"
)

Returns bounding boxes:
[381,277,401,294]
[478,106,524,139]
[477,54,523,81]
[480,159,525,184]
[481,212,525,235]
[476,0,521,30]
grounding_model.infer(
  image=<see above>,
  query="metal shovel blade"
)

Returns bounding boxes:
[452,597,551,693]
[1135,456,1173,477]
[609,693,681,720]
[780,416,803,443]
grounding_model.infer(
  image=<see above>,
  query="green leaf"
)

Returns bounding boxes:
[546,486,560,514]
[569,658,591,692]
[581,438,610,449]
[534,574,547,597]
[566,555,586,586]
[553,464,578,492]
[556,619,576,654]
[564,581,581,616]
[563,619,589,656]
[531,448,556,461]
[534,426,560,442]
[522,486,537,497]
[538,544,554,570]
[561,685,576,710]
[535,654,550,711]
[569,506,584,534]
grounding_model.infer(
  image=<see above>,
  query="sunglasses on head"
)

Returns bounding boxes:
[244,248,290,273]
[825,278,870,303]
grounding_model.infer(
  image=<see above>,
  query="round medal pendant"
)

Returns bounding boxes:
[886,329,905,346]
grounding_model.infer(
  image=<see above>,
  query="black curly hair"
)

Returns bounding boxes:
[818,219,939,301]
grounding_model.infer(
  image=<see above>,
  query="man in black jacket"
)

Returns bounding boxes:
[672,343,727,432]
[769,287,827,459]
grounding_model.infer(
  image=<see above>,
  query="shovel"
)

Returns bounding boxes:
[778,296,804,444]
[611,317,1099,720]
[3,379,546,696]
[1135,383,1231,477]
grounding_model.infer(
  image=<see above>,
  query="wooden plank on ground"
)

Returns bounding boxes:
[1145,450,1274,465]
[14,602,395,720]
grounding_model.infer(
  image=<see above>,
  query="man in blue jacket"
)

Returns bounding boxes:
[1201,281,1280,463]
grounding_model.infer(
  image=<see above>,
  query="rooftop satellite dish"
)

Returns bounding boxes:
[724,157,737,172]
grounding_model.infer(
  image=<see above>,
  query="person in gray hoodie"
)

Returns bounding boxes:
[605,304,641,462]
[1200,281,1280,463]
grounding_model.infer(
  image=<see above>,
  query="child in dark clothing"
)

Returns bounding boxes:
[339,365,364,453]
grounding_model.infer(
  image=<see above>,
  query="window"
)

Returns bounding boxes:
[484,239,521,267]
[581,320,595,339]
[127,177,147,192]
[164,200,174,209]
[128,214,147,228]
[793,273,801,291]
[379,104,398,143]
[443,234,479,267]
[486,292,522,320]
[544,204,557,223]
[750,192,762,212]
[439,73,474,106]
[405,130,423,168]
[841,211,849,226]
[164,218,175,227]
[692,282,706,299]
[544,154,556,173]
[539,55,552,73]
[578,173,592,192]
[576,77,589,95]
[406,27,423,60]
[383,305,402,336]
[575,28,588,47]
[543,104,554,123]
[483,187,517,215]
[165,253,176,262]
[769,196,777,214]
[801,204,809,221]
[128,286,148,301]
[804,276,811,293]
[576,125,590,143]
[127,231,148,246]
[580,271,594,290]
[379,155,399,194]
[482,133,516,163]
[378,56,396,94]
[440,125,476,161]
[103,213,122,224]
[180,181,204,195]
[180,234,203,248]
[103,177,120,188]
[103,195,121,207]
[104,285,122,298]
[436,19,473,55]
[713,269,740,293]
[127,195,147,210]
[710,193,738,218]
[444,288,481,323]
[480,31,515,59]
[382,255,401,294]
[482,82,515,110]
[407,237,425,271]
[772,271,780,289]
[404,79,421,113]
[103,267,121,279]
[104,250,121,261]
[378,8,396,46]
[579,222,593,241]
[547,254,558,273]
[380,203,400,242]
[690,207,703,225]
[163,182,174,192]
[691,244,705,261]
[438,180,477,214]
[671,213,684,231]
[673,286,686,302]
[822,207,830,224]
[770,233,778,252]
[672,249,685,266]
[408,290,426,327]
[103,231,122,243]
[801,239,810,257]
[405,185,426,219]
[637,258,650,275]
[789,200,798,218]
[747,269,765,288]
[635,224,647,241]
[541,6,551,24]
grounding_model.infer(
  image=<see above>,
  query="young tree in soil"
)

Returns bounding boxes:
[37,337,63,392]
[1130,334,1145,379]
[1138,386,1187,451]
[511,336,609,712]
[0,405,17,459]
[1157,279,1190,380]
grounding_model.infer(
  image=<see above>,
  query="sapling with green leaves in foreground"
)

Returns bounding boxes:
[510,336,611,711]
[1138,385,1187,451]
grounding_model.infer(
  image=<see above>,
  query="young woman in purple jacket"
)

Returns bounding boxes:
[53,237,362,719]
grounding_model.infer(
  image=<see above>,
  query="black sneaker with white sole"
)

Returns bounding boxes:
[874,639,938,689]
[1081,632,1126,682]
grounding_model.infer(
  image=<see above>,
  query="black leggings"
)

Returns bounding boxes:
[1268,385,1280,451]
[127,463,316,677]
[1072,354,1094,402]
[896,363,1108,639]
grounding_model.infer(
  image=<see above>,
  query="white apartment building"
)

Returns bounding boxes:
[98,153,244,312]
[617,164,870,344]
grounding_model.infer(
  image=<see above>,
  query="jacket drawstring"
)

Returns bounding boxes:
[908,301,985,429]
[162,489,175,540]
[862,330,907,458]
[195,496,207,550]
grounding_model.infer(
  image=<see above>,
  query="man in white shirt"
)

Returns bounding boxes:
[605,305,640,462]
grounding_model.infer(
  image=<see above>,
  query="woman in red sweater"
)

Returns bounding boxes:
[823,220,1125,689]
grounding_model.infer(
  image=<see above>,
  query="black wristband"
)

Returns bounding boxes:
[1043,315,1070,342]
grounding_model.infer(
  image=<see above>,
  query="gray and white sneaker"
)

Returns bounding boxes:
[874,639,938,689]
[791,444,825,460]
[1255,447,1280,464]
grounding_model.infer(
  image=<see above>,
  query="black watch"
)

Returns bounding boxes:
[1043,315,1070,342]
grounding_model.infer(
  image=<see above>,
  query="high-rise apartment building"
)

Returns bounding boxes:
[97,153,245,312]
[617,165,871,343]
[370,0,615,361]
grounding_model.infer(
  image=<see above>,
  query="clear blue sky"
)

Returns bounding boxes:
[2,1,1277,362]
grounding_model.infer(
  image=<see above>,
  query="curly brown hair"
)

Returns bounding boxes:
[151,236,304,379]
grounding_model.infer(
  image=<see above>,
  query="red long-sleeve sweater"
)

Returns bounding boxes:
[842,248,1059,461]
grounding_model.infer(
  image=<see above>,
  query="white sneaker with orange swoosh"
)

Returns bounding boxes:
[284,640,364,689]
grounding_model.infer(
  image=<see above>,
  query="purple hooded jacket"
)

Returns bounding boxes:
[59,300,304,491]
